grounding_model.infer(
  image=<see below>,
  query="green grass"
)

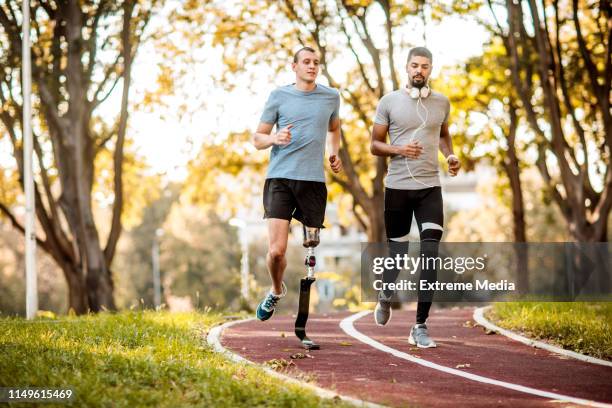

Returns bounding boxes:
[489,302,612,360]
[0,311,350,407]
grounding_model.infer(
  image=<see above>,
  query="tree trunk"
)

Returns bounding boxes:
[83,217,117,312]
[503,105,528,292]
[62,262,88,314]
[366,197,386,242]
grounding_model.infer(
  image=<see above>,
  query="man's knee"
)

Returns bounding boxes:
[421,222,443,242]
[420,225,442,258]
[268,246,287,262]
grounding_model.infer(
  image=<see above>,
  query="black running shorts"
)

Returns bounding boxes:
[263,178,327,228]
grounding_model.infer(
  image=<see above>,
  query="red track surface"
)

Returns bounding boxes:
[221,308,612,407]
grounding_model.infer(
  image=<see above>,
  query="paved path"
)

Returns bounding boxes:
[220,308,612,407]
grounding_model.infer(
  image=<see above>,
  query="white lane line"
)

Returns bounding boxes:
[474,306,612,368]
[206,317,385,408]
[340,311,612,408]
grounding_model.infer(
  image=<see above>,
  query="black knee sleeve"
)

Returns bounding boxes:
[420,229,443,242]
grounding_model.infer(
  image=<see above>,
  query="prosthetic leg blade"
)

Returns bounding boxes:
[294,277,319,350]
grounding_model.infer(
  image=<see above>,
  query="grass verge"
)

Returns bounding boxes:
[0,311,352,407]
[489,302,612,360]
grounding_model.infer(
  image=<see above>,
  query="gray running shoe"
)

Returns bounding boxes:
[374,292,392,326]
[408,323,437,348]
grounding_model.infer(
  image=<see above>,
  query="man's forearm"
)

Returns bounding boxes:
[439,135,455,158]
[438,121,456,158]
[253,132,274,150]
[439,142,453,158]
[371,140,399,157]
[328,128,341,155]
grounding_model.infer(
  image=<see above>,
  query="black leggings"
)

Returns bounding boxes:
[383,187,444,324]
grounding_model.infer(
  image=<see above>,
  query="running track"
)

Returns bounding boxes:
[220,308,612,407]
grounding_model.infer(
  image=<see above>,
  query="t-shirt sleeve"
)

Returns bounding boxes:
[330,92,340,122]
[260,91,279,125]
[442,98,451,124]
[374,96,390,126]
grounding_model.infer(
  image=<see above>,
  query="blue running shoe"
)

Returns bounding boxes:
[256,282,286,321]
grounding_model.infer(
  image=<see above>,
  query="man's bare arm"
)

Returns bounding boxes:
[438,123,454,158]
[370,123,423,159]
[253,122,292,150]
[438,123,460,176]
[328,118,341,156]
[328,118,342,173]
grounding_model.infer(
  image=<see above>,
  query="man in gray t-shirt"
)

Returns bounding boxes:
[252,46,342,323]
[374,84,450,189]
[370,47,461,348]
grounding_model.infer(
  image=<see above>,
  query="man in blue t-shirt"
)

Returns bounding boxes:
[252,46,342,321]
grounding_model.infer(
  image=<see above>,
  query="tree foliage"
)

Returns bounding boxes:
[484,0,611,241]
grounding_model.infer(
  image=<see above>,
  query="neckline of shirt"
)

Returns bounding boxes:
[289,83,319,95]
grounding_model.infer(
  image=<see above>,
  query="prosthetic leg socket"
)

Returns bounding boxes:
[295,226,320,350]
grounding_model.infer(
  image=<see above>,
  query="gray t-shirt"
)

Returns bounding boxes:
[260,84,340,182]
[374,89,450,190]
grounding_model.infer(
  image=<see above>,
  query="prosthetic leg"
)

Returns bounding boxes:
[294,226,320,350]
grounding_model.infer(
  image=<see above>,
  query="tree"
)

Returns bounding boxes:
[159,201,242,310]
[0,0,161,313]
[446,170,569,242]
[441,41,528,245]
[440,41,530,289]
[183,131,268,217]
[112,182,176,309]
[487,0,611,242]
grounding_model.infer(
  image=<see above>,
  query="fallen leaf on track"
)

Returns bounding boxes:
[265,358,295,370]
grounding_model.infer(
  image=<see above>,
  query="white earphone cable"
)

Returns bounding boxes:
[391,90,435,189]
[406,96,434,188]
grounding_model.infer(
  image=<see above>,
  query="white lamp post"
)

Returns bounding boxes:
[229,218,249,302]
[152,228,164,309]
[23,0,38,319]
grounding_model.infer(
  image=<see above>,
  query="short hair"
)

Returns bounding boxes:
[407,47,433,63]
[293,46,317,63]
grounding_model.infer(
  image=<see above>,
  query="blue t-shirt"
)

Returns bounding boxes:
[260,84,340,182]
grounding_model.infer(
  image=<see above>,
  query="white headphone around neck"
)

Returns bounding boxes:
[408,85,430,99]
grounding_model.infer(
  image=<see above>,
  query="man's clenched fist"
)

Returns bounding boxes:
[329,154,342,173]
[273,124,292,146]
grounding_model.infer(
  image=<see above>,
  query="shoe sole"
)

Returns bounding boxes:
[374,306,392,326]
[408,334,437,348]
[256,308,275,322]
[374,314,391,326]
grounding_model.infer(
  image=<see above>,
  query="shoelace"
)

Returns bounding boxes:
[263,294,279,310]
